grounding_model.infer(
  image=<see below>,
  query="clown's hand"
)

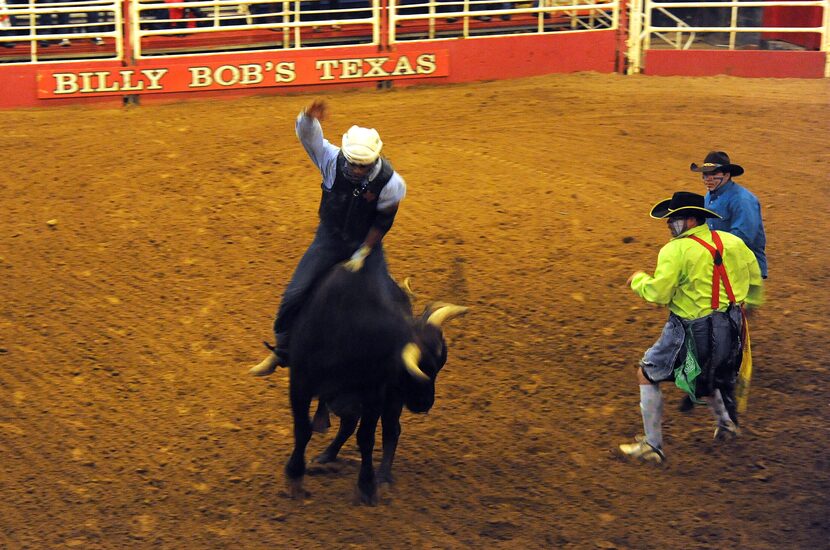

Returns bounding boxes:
[343,245,371,272]
[627,270,646,287]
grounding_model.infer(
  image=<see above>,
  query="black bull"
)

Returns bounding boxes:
[284,265,467,504]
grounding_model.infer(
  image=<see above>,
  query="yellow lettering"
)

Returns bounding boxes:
[363,57,389,78]
[94,71,120,93]
[188,67,212,88]
[416,54,437,75]
[391,56,416,76]
[275,62,296,83]
[119,70,145,92]
[214,65,240,87]
[53,73,79,95]
[240,64,263,85]
[316,60,339,81]
[79,72,95,93]
[142,69,167,90]
[339,59,363,79]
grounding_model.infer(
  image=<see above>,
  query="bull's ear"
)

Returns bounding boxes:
[400,277,416,301]
[402,343,429,381]
[426,304,468,327]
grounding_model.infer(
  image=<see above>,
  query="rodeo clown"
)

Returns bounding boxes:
[620,191,763,464]
[250,98,407,376]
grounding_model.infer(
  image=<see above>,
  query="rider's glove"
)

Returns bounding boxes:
[343,245,371,272]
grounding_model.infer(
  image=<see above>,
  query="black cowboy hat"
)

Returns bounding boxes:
[690,151,744,177]
[650,191,722,219]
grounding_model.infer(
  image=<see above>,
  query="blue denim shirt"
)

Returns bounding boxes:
[705,180,767,278]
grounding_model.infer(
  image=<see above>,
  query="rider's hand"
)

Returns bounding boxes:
[304,99,328,121]
[343,245,371,272]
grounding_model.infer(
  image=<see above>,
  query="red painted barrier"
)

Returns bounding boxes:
[644,50,827,78]
[0,61,128,108]
[133,31,618,103]
[39,50,451,99]
[1,30,617,107]
[0,1,826,109]
[762,4,823,50]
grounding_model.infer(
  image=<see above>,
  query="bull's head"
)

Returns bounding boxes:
[401,303,468,413]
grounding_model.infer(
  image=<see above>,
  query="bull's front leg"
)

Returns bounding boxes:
[285,381,313,499]
[354,407,381,505]
[315,415,358,464]
[378,401,403,486]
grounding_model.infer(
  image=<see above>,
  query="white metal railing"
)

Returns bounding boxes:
[555,0,616,31]
[127,0,620,56]
[0,0,121,63]
[627,0,830,76]
[1,0,620,63]
[389,0,618,42]
[5,0,826,74]
[129,0,379,57]
[650,4,694,48]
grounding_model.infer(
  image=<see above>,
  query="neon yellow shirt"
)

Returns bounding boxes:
[630,224,764,320]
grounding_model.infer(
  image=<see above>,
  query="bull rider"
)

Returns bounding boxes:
[250,99,407,376]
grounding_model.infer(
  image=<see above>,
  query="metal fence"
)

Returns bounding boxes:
[388,0,618,42]
[129,0,379,56]
[626,0,830,74]
[0,0,122,62]
[2,0,827,72]
[1,0,619,62]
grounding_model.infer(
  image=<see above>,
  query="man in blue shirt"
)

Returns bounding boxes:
[690,151,767,279]
[679,151,767,413]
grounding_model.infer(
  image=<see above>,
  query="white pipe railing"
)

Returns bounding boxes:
[651,6,694,49]
[2,0,827,76]
[389,0,618,42]
[629,0,830,76]
[824,0,830,75]
[129,0,378,57]
[0,0,121,63]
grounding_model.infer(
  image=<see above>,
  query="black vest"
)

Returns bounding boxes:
[318,152,395,242]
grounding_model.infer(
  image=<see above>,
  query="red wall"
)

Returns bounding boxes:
[2,31,616,108]
[0,61,127,108]
[396,31,618,83]
[645,50,827,78]
[762,5,823,50]
[1,28,826,108]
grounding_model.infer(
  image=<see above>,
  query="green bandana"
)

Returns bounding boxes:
[674,328,704,403]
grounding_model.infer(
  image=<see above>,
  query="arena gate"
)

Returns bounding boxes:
[0,0,827,108]
[626,0,829,78]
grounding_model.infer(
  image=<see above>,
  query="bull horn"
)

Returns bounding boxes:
[401,277,416,300]
[402,342,429,381]
[427,304,469,327]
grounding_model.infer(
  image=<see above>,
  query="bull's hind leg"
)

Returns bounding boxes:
[354,407,381,505]
[285,382,313,499]
[315,415,358,464]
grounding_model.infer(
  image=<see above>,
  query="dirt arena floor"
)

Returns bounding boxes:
[1,73,828,549]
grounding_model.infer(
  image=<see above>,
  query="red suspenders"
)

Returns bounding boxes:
[687,231,736,310]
